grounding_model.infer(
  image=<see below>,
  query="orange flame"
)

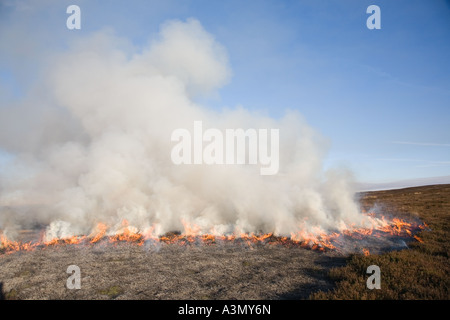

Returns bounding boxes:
[90,223,108,244]
[0,214,427,256]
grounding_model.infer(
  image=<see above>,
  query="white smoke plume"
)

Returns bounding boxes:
[0,16,365,241]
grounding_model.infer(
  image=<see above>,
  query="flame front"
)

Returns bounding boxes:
[0,213,427,256]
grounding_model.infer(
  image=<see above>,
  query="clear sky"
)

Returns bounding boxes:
[0,0,449,184]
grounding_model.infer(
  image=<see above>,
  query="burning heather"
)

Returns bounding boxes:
[0,213,427,256]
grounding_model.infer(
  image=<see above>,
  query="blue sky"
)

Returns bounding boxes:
[0,0,449,184]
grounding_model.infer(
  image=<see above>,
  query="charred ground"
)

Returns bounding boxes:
[0,184,449,300]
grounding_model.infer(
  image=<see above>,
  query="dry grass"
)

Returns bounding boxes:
[0,240,346,300]
[311,184,450,300]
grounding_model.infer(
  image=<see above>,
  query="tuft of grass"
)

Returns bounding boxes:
[5,289,18,300]
[242,260,251,267]
[98,285,124,299]
[311,184,450,300]
[14,269,33,278]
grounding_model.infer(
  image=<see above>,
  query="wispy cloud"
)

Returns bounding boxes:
[377,158,424,162]
[414,161,450,168]
[377,158,450,168]
[391,141,450,147]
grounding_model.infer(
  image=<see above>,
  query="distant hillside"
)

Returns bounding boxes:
[357,175,450,192]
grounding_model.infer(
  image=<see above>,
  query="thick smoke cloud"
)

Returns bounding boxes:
[0,15,365,240]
